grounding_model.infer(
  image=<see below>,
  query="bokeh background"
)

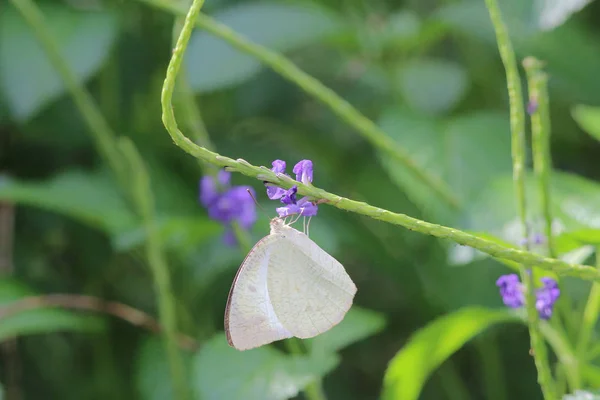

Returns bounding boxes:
[2,0,600,399]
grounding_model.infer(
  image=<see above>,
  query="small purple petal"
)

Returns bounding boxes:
[293,160,313,184]
[200,176,218,207]
[281,186,298,205]
[217,170,231,187]
[535,278,559,320]
[271,160,286,174]
[277,204,300,217]
[527,100,538,115]
[266,185,286,200]
[297,197,318,216]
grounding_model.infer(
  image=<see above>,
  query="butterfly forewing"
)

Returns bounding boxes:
[267,226,357,339]
[224,235,293,351]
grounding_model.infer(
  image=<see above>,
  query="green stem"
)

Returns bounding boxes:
[9,0,126,186]
[483,0,555,398]
[523,57,555,257]
[118,138,188,400]
[146,0,460,210]
[576,248,600,383]
[155,0,600,281]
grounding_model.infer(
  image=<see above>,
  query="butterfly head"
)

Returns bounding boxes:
[270,217,287,234]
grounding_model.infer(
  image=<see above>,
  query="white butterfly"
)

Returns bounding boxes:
[224,217,357,351]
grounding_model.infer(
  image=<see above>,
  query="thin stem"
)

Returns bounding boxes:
[576,249,600,382]
[9,0,126,187]
[523,57,555,257]
[483,0,555,398]
[148,0,460,209]
[0,294,198,351]
[118,138,188,400]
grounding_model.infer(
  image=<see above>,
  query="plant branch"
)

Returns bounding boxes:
[483,0,555,397]
[146,0,460,209]
[0,294,197,351]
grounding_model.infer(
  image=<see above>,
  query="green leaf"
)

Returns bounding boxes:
[192,334,338,400]
[397,59,468,115]
[0,3,118,120]
[306,307,386,354]
[563,389,600,400]
[378,110,511,221]
[0,279,105,341]
[0,170,137,237]
[573,105,600,142]
[135,337,192,400]
[382,307,517,400]
[185,3,345,92]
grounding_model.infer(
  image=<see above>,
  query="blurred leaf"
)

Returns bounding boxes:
[378,110,511,221]
[536,0,595,31]
[135,337,192,400]
[463,171,600,236]
[563,389,600,400]
[573,104,600,142]
[382,307,518,400]
[0,279,105,341]
[0,3,118,120]
[306,307,385,354]
[397,59,468,115]
[185,3,345,92]
[113,216,220,253]
[192,334,338,400]
[0,170,137,237]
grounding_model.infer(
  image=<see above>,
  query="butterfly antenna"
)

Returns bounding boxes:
[247,189,270,221]
[306,216,312,236]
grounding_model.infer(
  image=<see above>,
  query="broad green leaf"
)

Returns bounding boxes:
[185,3,345,92]
[135,337,192,400]
[581,364,600,389]
[306,307,385,354]
[0,4,118,120]
[0,170,137,237]
[378,110,511,221]
[192,334,338,400]
[397,59,468,115]
[564,389,600,400]
[573,105,600,142]
[0,279,105,341]
[382,307,518,400]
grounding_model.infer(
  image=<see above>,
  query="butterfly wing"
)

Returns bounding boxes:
[224,235,293,351]
[267,227,357,339]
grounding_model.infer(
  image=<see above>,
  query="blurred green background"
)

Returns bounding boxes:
[3,0,600,399]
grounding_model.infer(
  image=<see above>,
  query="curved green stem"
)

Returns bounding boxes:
[156,0,600,281]
[147,0,460,209]
[576,248,600,386]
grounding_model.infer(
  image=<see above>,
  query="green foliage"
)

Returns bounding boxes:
[0,3,117,120]
[4,0,600,398]
[382,307,518,400]
[185,2,345,92]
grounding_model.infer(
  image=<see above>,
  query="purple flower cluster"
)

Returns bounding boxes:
[199,170,257,246]
[496,273,560,320]
[266,159,318,218]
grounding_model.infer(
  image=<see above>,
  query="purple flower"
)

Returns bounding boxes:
[264,159,319,218]
[496,274,560,319]
[496,274,525,308]
[199,170,257,246]
[536,277,560,320]
[266,160,288,200]
[527,99,538,115]
[293,160,313,184]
